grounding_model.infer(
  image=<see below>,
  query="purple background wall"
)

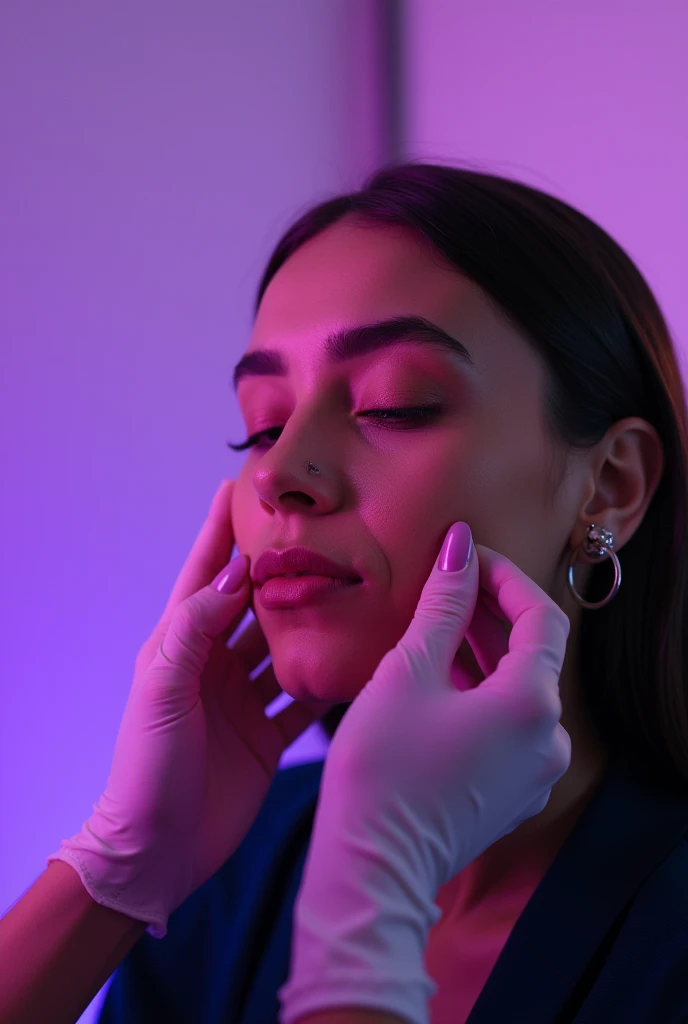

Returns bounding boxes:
[1,3,685,1021]
[404,0,687,371]
[0,3,386,1019]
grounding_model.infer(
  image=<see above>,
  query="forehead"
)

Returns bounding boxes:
[248,217,544,397]
[252,218,490,349]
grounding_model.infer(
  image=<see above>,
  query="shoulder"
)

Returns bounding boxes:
[584,831,688,1022]
[629,830,688,934]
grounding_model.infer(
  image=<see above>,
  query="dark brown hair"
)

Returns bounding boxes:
[254,162,688,794]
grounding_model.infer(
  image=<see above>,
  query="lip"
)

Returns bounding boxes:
[252,546,363,587]
[257,574,363,610]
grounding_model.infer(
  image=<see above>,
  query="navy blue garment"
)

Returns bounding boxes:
[97,754,688,1024]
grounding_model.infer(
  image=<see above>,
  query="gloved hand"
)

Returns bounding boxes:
[46,479,333,939]
[278,522,571,1024]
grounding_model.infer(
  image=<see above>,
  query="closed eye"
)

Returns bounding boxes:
[226,405,444,452]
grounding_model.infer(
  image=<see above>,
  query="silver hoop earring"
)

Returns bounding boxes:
[567,524,622,610]
[307,462,321,475]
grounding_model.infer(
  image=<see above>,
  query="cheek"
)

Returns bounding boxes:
[423,441,552,583]
[230,478,254,552]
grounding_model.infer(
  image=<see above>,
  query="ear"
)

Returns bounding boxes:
[576,416,664,552]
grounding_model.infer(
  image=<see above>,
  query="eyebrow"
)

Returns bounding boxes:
[231,314,475,393]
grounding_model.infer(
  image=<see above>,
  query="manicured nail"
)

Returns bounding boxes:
[212,555,248,593]
[439,522,473,572]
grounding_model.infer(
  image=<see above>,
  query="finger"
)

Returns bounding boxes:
[144,566,251,668]
[473,543,569,639]
[480,588,512,633]
[513,729,571,821]
[471,543,570,702]
[161,479,238,622]
[150,559,251,679]
[464,593,511,679]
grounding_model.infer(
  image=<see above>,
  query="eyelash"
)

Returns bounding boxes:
[226,405,443,452]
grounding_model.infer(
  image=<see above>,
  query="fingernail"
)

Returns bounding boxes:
[439,522,473,572]
[212,555,248,593]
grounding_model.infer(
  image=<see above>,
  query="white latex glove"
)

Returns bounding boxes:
[278,522,571,1024]
[45,480,332,938]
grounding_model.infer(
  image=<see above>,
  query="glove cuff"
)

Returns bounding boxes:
[45,806,183,941]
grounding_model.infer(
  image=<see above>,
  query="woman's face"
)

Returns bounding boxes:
[231,216,582,703]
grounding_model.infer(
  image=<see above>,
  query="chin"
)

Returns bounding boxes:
[278,673,364,705]
[254,598,409,704]
[270,649,368,705]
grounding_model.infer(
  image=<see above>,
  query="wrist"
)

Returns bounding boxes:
[278,819,442,1024]
[46,814,175,939]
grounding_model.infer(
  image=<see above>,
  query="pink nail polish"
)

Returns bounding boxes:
[439,522,473,572]
[212,555,248,593]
